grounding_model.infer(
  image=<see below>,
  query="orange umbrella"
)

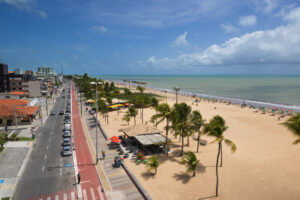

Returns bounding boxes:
[110,136,122,143]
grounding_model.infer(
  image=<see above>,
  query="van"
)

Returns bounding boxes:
[64,123,71,131]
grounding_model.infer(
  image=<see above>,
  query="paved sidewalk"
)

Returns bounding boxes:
[79,100,144,200]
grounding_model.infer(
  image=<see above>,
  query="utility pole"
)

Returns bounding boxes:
[46,95,48,115]
[14,104,18,128]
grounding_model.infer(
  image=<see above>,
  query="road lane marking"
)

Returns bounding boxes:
[97,186,105,200]
[80,180,90,184]
[71,192,75,200]
[47,145,49,150]
[45,155,47,159]
[83,189,88,200]
[64,193,67,200]
[55,195,59,200]
[42,165,44,171]
[47,197,51,200]
[90,188,96,200]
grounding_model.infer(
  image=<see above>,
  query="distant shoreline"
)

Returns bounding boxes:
[101,77,300,112]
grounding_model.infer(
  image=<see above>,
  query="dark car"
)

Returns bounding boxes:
[62,96,65,98]
[59,111,64,115]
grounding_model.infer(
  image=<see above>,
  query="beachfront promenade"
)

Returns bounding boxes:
[75,89,146,200]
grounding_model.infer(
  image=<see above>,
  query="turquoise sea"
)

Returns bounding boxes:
[96,75,300,108]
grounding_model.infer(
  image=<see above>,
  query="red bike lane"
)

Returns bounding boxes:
[71,83,106,200]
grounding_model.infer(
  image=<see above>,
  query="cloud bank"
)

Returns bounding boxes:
[146,7,300,70]
[172,32,189,47]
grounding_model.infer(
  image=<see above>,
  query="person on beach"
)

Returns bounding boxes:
[102,149,105,159]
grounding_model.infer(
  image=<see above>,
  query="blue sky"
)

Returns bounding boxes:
[1,0,300,75]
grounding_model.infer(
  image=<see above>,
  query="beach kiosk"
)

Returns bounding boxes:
[122,124,171,155]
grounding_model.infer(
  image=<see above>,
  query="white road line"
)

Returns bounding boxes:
[83,189,88,200]
[64,193,67,200]
[80,180,90,184]
[42,165,44,171]
[47,145,49,150]
[49,137,51,142]
[45,155,47,159]
[97,186,105,200]
[90,188,96,200]
[39,198,43,200]
[71,192,75,200]
[47,197,51,200]
[55,195,59,200]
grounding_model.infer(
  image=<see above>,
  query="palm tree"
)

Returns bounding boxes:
[112,89,121,115]
[135,95,145,123]
[171,103,192,156]
[204,115,236,197]
[281,114,300,144]
[180,151,199,177]
[128,106,138,125]
[136,86,145,94]
[123,114,130,125]
[146,154,160,175]
[190,111,205,153]
[150,103,172,156]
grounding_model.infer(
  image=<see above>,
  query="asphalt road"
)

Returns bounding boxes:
[13,86,76,200]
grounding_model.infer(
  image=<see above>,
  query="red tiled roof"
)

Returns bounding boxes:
[0,99,30,106]
[0,105,39,117]
[10,91,25,95]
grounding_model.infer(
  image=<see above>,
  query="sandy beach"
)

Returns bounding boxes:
[98,85,300,200]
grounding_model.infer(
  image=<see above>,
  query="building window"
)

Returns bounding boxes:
[12,83,15,85]
[0,119,2,124]
[13,88,16,90]
[19,87,22,90]
[19,82,22,85]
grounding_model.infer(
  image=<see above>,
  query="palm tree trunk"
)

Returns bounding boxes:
[166,119,169,156]
[134,116,136,125]
[193,170,196,177]
[155,168,157,175]
[180,129,184,156]
[216,142,221,197]
[142,106,144,123]
[107,112,109,125]
[197,132,200,153]
[220,142,223,167]
[187,136,190,147]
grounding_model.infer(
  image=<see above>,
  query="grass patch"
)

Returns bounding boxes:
[18,137,34,141]
[0,147,4,153]
[2,197,10,200]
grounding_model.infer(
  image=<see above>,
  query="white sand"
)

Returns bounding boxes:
[98,85,300,200]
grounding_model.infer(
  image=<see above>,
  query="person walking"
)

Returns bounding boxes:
[102,149,105,159]
[77,173,81,184]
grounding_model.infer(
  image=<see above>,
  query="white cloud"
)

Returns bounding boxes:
[93,25,107,34]
[0,0,47,18]
[145,7,300,70]
[264,0,278,13]
[37,9,47,18]
[172,32,189,47]
[239,15,257,26]
[220,23,239,33]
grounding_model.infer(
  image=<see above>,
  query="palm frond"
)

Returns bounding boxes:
[224,138,237,153]
[292,138,300,144]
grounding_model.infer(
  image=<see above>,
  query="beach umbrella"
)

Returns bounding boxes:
[110,136,122,143]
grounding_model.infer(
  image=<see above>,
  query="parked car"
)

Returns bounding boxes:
[62,149,72,156]
[64,123,71,131]
[63,137,71,142]
[62,141,71,146]
[63,131,71,137]
[64,119,71,124]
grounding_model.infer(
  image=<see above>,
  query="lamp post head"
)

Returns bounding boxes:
[90,82,96,85]
[173,87,180,92]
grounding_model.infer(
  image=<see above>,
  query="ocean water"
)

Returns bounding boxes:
[96,75,300,107]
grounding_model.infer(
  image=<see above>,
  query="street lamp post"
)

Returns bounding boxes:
[90,81,103,164]
[173,87,180,104]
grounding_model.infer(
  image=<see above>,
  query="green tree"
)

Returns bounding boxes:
[98,99,109,124]
[123,88,132,97]
[123,114,130,125]
[180,151,199,177]
[281,114,300,144]
[170,103,192,156]
[0,133,8,149]
[113,89,121,115]
[151,103,172,156]
[146,154,160,175]
[204,115,236,197]
[128,106,138,125]
[190,111,205,153]
[136,86,145,94]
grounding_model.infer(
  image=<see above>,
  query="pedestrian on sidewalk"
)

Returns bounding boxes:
[77,173,81,184]
[102,149,105,159]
